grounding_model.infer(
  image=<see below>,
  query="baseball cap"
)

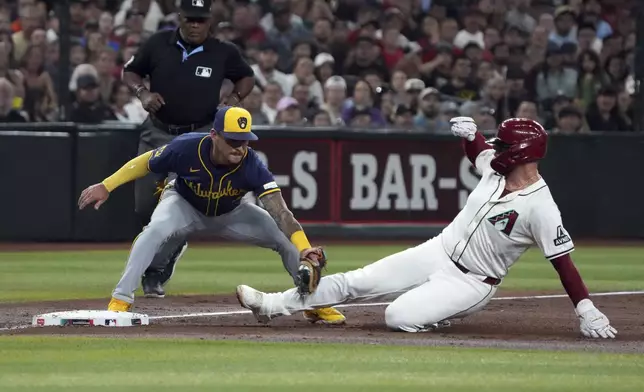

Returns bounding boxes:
[314,53,334,68]
[276,96,299,111]
[419,87,440,101]
[77,74,99,89]
[213,106,258,141]
[404,78,425,92]
[180,0,211,18]
[324,75,347,90]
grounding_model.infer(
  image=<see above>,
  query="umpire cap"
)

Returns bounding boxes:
[213,106,258,141]
[180,0,211,18]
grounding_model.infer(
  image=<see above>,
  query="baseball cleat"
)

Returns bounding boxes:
[303,307,346,325]
[236,285,271,324]
[142,272,166,298]
[158,241,188,286]
[108,297,132,312]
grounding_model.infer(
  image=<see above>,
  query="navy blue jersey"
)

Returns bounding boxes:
[147,133,279,216]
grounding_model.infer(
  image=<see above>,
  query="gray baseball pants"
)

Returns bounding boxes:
[112,186,301,303]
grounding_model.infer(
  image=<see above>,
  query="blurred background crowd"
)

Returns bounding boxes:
[0,0,638,133]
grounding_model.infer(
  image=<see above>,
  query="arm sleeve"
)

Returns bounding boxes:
[529,202,575,260]
[223,42,255,83]
[101,150,153,192]
[550,253,589,306]
[123,36,155,78]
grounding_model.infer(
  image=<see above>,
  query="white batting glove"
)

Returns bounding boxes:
[575,299,617,339]
[450,116,477,141]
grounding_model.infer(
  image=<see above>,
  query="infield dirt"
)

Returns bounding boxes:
[1,292,643,353]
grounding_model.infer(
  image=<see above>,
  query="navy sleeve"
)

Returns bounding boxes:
[147,143,178,174]
[247,153,279,197]
[123,35,155,77]
[224,41,254,83]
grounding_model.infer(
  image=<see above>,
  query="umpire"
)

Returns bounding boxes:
[122,0,255,297]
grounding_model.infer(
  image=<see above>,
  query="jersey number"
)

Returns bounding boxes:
[488,210,519,236]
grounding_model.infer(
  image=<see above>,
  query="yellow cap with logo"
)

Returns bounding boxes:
[212,106,258,141]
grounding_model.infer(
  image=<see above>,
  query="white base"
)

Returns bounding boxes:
[32,310,149,327]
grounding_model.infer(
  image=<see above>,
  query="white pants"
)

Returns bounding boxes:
[262,237,498,332]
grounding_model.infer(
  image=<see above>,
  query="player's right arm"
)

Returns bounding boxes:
[77,144,176,210]
[450,116,493,174]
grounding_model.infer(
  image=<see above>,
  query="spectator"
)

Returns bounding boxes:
[285,56,323,106]
[20,45,56,122]
[275,96,303,126]
[600,33,623,64]
[231,3,265,46]
[438,101,459,129]
[69,63,99,93]
[262,80,284,124]
[413,87,446,132]
[548,6,577,46]
[506,0,537,34]
[617,89,634,128]
[576,50,608,110]
[292,82,314,112]
[114,0,165,36]
[389,69,408,105]
[308,108,331,127]
[0,41,24,108]
[475,61,494,87]
[98,12,120,51]
[438,18,459,46]
[109,80,145,124]
[341,79,386,126]
[392,104,413,128]
[70,74,115,124]
[265,2,312,72]
[92,47,117,103]
[480,75,508,124]
[320,75,346,125]
[12,4,40,62]
[313,52,334,86]
[403,78,424,111]
[311,17,332,53]
[260,0,304,33]
[454,10,485,49]
[579,0,613,39]
[252,42,288,91]
[515,99,540,121]
[534,44,578,103]
[553,105,586,134]
[343,36,389,81]
[0,77,26,122]
[489,42,510,76]
[242,85,270,126]
[585,86,630,131]
[439,56,480,101]
[462,42,484,68]
[576,23,602,54]
[604,54,628,90]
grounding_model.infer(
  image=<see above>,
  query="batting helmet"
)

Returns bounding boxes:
[489,118,548,175]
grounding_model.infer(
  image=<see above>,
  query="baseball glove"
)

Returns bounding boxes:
[296,247,327,296]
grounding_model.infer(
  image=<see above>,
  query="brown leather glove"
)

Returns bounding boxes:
[296,247,327,295]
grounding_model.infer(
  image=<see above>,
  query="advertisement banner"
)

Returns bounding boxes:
[337,139,479,224]
[251,138,334,222]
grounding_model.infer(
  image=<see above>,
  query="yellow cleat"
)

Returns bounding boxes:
[303,307,346,325]
[108,297,132,312]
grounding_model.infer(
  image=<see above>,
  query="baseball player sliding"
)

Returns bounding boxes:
[236,116,617,339]
[78,106,345,325]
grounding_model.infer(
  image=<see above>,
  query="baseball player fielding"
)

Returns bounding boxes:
[236,116,617,339]
[77,106,345,325]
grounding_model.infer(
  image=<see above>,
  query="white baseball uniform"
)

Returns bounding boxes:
[252,147,575,332]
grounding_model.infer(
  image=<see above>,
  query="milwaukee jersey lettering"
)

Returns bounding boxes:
[148,133,279,216]
[441,149,574,279]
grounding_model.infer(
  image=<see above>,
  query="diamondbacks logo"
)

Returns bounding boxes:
[237,116,248,129]
[553,225,571,246]
[487,210,519,236]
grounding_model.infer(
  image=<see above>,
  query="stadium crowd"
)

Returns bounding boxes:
[0,0,637,133]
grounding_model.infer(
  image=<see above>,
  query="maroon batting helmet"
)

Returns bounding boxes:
[489,118,548,175]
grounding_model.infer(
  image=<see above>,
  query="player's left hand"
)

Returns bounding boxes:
[575,299,617,339]
[78,183,110,210]
[296,247,327,296]
[450,116,477,141]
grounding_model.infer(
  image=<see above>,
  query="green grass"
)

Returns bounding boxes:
[0,337,642,392]
[0,245,643,302]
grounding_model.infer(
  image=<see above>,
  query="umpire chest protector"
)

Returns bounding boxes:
[125,29,252,126]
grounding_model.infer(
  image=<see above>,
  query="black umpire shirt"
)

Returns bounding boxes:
[124,29,254,126]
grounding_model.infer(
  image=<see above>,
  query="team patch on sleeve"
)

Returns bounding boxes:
[553,225,571,246]
[263,181,278,190]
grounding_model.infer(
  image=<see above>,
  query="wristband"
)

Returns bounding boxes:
[290,230,311,252]
[134,85,146,98]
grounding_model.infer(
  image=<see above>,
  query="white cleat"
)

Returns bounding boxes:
[236,285,271,324]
